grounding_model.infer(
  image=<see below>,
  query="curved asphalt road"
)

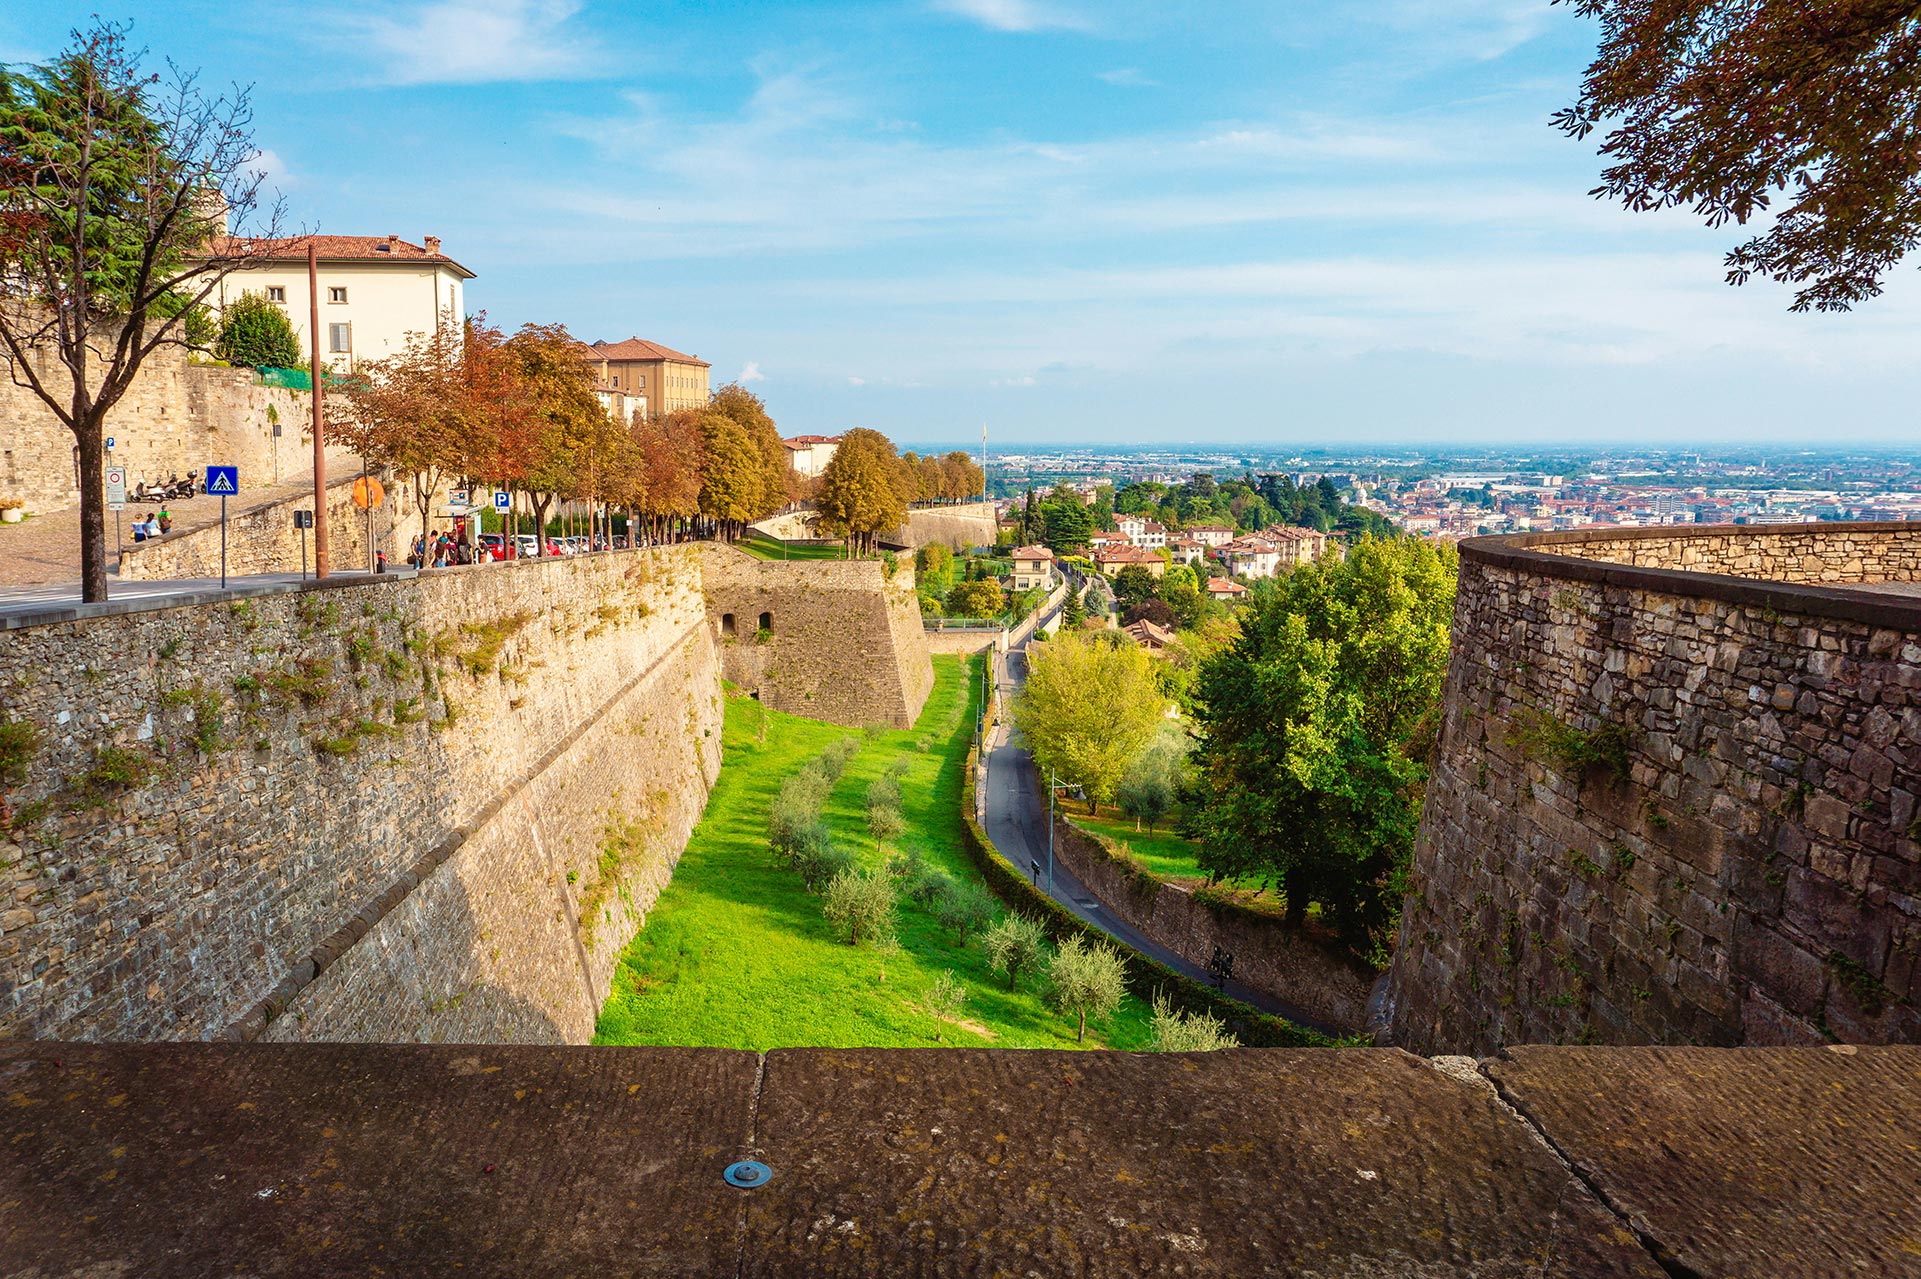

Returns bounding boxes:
[982,635,1338,1035]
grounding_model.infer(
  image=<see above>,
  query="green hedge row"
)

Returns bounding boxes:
[957,745,1338,1048]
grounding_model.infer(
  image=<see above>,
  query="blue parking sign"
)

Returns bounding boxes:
[205,465,239,496]
[494,490,510,512]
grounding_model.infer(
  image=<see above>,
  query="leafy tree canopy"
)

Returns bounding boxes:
[215,290,301,369]
[1555,0,1921,311]
[1015,630,1169,814]
[1186,536,1457,955]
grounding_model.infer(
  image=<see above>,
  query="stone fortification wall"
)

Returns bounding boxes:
[902,501,998,550]
[0,547,722,1044]
[699,544,934,728]
[1,342,304,515]
[1386,526,1921,1055]
[1539,521,1921,584]
[1045,794,1375,1032]
[116,474,391,582]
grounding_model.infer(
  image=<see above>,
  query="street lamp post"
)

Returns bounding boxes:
[1048,765,1056,893]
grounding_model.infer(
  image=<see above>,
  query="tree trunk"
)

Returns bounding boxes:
[1077,1010,1085,1043]
[73,418,108,602]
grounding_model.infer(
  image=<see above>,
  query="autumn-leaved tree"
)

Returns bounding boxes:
[1555,0,1921,311]
[634,407,704,543]
[1014,630,1169,814]
[504,323,608,550]
[330,316,470,549]
[0,20,284,600]
[813,427,907,556]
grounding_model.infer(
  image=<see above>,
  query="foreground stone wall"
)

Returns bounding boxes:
[0,548,721,1043]
[1,342,303,515]
[1386,526,1921,1054]
[1540,521,1921,584]
[699,543,934,729]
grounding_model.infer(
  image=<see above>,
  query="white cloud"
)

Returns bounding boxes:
[847,376,867,386]
[349,0,601,85]
[250,148,295,188]
[1096,68,1156,87]
[932,0,1094,34]
[738,361,766,383]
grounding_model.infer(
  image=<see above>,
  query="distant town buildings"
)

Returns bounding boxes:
[199,233,474,374]
[1218,527,1327,579]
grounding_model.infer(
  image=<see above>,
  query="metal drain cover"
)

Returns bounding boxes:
[723,1160,772,1188]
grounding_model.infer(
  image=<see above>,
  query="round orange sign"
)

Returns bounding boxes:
[352,477,386,510]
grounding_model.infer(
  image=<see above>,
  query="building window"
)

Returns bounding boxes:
[721,613,737,638]
[328,286,348,304]
[328,323,351,354]
[266,286,286,303]
[758,612,773,635]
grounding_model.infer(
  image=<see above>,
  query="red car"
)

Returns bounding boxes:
[479,533,517,561]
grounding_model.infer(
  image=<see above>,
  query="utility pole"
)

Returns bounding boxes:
[308,241,330,578]
[1048,765,1056,893]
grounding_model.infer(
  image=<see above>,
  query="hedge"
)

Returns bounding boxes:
[958,737,1341,1048]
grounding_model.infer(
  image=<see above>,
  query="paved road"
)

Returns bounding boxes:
[980,641,1338,1034]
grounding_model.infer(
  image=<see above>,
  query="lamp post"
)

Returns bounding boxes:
[1047,765,1056,894]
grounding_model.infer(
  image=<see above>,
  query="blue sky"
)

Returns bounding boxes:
[8,1,1921,448]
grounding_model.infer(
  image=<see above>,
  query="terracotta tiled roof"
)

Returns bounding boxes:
[1206,577,1247,595]
[1123,619,1177,648]
[1010,545,1054,561]
[205,234,474,278]
[1096,546,1162,564]
[587,337,711,367]
[782,435,842,447]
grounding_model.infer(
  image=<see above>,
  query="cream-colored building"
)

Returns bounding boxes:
[1008,544,1055,592]
[782,435,842,478]
[201,234,473,374]
[578,338,712,419]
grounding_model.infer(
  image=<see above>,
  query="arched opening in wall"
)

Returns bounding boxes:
[758,611,773,634]
[721,613,737,638]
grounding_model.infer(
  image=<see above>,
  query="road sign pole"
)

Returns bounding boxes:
[220,494,228,590]
[1048,766,1055,893]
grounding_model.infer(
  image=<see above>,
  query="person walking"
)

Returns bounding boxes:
[156,507,172,535]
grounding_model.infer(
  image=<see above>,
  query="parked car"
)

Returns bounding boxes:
[514,534,540,558]
[479,533,516,561]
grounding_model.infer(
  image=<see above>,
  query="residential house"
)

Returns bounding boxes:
[1095,545,1166,579]
[1088,532,1128,552]
[1123,618,1177,652]
[1205,576,1247,602]
[578,338,712,419]
[782,435,842,479]
[1220,526,1327,579]
[1128,519,1168,549]
[1009,545,1056,592]
[200,233,474,374]
[1188,524,1236,549]
[1169,536,1205,565]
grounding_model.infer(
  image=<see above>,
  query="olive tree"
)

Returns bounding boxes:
[1044,934,1127,1044]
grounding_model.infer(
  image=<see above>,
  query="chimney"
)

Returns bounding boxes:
[423,235,441,255]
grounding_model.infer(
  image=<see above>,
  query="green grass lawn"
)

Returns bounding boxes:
[595,656,1154,1050]
[737,532,851,562]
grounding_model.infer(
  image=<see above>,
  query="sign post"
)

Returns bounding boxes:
[494,491,510,554]
[206,465,239,588]
[105,466,126,567]
[352,476,386,573]
[294,509,314,580]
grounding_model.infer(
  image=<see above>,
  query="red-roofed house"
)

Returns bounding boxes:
[781,435,842,478]
[1094,544,1166,579]
[1205,576,1247,602]
[578,338,712,419]
[1009,545,1056,592]
[198,233,475,373]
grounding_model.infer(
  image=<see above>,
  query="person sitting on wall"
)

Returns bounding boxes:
[156,508,172,535]
[131,517,147,543]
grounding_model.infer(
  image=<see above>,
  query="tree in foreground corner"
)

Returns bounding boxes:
[1015,630,1169,814]
[1044,934,1126,1044]
[1556,0,1921,311]
[0,20,284,601]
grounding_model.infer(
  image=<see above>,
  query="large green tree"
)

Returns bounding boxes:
[0,20,283,600]
[1186,537,1457,952]
[1556,0,1921,311]
[813,427,907,555]
[214,290,300,368]
[1015,631,1169,814]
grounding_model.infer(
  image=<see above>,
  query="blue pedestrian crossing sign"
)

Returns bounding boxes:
[494,490,510,512]
[206,465,239,496]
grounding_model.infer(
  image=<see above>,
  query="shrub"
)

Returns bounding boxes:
[823,866,898,946]
[926,970,968,1043]
[1148,993,1240,1052]
[789,822,854,892]
[80,745,162,803]
[819,736,861,780]
[867,800,904,851]
[935,881,997,946]
[983,913,1049,991]
[1045,933,1127,1043]
[866,773,902,812]
[215,291,303,369]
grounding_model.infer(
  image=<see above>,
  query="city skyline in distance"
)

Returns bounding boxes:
[4,1,1920,447]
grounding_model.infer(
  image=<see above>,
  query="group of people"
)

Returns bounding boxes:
[129,508,172,541]
[409,531,479,569]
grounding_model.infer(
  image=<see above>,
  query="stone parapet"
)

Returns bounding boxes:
[1387,525,1921,1054]
[2,1040,1913,1277]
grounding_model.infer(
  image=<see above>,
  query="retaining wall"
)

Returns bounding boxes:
[1045,791,1374,1032]
[1,342,303,515]
[0,548,722,1044]
[902,502,998,550]
[1386,524,1921,1054]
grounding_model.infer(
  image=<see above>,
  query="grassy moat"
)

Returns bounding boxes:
[595,656,1155,1050]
